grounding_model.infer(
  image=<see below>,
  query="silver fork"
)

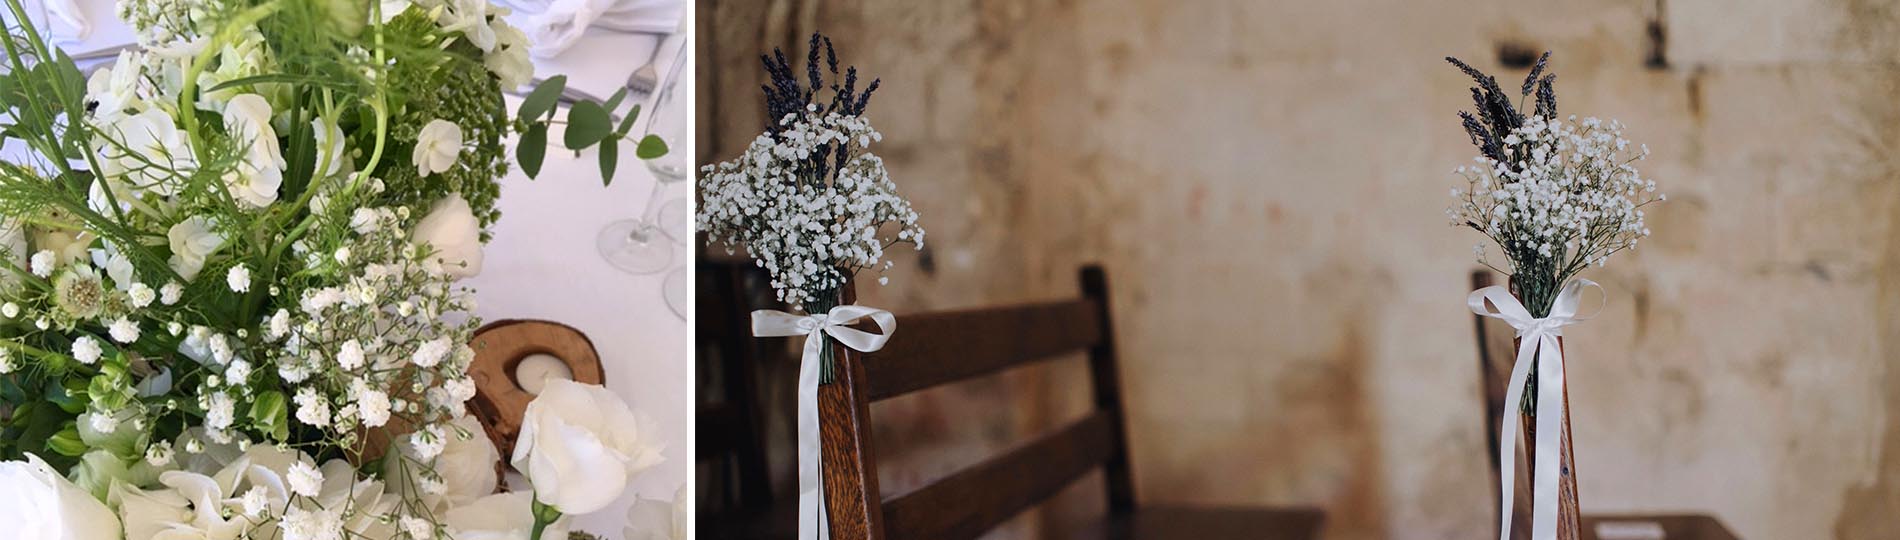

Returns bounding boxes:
[622,37,670,101]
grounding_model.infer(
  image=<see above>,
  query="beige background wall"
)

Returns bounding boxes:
[697,1,1900,538]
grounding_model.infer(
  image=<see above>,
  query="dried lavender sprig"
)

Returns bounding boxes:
[1521,51,1550,96]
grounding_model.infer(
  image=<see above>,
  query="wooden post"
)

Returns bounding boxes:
[1511,336,1582,540]
[817,283,886,540]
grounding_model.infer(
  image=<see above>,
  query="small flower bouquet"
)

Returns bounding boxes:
[697,34,923,381]
[0,1,669,539]
[1445,53,1662,540]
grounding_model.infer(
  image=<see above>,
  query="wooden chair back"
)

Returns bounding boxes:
[697,257,776,509]
[818,265,1135,540]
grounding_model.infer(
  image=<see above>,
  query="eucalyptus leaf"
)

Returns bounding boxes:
[564,100,612,150]
[598,138,618,185]
[635,134,668,160]
[517,123,548,178]
[518,75,567,124]
[603,87,628,116]
[615,104,642,137]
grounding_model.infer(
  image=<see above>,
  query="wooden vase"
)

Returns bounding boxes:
[1509,336,1582,540]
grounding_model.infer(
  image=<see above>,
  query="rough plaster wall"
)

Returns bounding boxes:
[698,0,1900,538]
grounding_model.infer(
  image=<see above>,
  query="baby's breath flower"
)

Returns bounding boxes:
[108,318,140,343]
[29,250,54,277]
[227,264,252,293]
[160,281,183,305]
[288,461,324,498]
[71,336,103,364]
[127,282,156,307]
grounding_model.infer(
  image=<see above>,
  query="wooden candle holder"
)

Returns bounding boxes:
[466,319,606,462]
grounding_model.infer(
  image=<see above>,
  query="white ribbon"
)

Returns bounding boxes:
[1469,279,1601,540]
[753,305,896,540]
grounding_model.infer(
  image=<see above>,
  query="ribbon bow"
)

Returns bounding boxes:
[1468,279,1601,540]
[753,305,896,540]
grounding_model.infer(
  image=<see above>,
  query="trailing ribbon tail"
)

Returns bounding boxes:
[753,305,897,540]
[1468,279,1600,540]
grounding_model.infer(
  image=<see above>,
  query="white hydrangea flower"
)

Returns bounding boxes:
[71,336,103,364]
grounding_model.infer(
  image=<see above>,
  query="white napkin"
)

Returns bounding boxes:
[43,0,90,44]
[495,0,681,58]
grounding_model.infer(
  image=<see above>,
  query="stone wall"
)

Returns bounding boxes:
[696,1,1900,538]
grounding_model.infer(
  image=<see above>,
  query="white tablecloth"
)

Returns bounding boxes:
[470,30,690,540]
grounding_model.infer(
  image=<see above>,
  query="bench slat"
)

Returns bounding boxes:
[864,299,1102,401]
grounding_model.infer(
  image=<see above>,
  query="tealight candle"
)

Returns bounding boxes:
[515,353,574,395]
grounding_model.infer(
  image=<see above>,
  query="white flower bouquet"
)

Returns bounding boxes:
[697,34,923,382]
[0,1,669,539]
[1445,53,1664,540]
[1446,53,1663,315]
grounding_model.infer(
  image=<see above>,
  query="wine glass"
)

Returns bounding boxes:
[596,41,689,274]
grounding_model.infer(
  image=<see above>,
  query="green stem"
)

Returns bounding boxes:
[808,288,839,384]
[529,498,562,540]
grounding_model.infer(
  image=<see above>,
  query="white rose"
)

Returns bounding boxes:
[485,21,533,91]
[0,454,124,540]
[109,484,191,540]
[413,119,463,176]
[446,492,568,540]
[99,108,195,195]
[511,379,664,515]
[437,415,500,507]
[167,216,227,281]
[221,94,286,208]
[411,194,484,279]
[624,485,685,540]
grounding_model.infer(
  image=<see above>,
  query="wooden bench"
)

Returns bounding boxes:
[1469,270,1740,540]
[815,265,1325,539]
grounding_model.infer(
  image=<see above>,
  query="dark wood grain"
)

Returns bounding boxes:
[817,265,1322,540]
[882,413,1116,540]
[862,299,1101,401]
[466,319,605,461]
[1082,266,1138,515]
[696,259,774,509]
[820,284,888,540]
[1065,506,1328,540]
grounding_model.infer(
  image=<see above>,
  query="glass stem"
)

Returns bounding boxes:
[626,176,668,244]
